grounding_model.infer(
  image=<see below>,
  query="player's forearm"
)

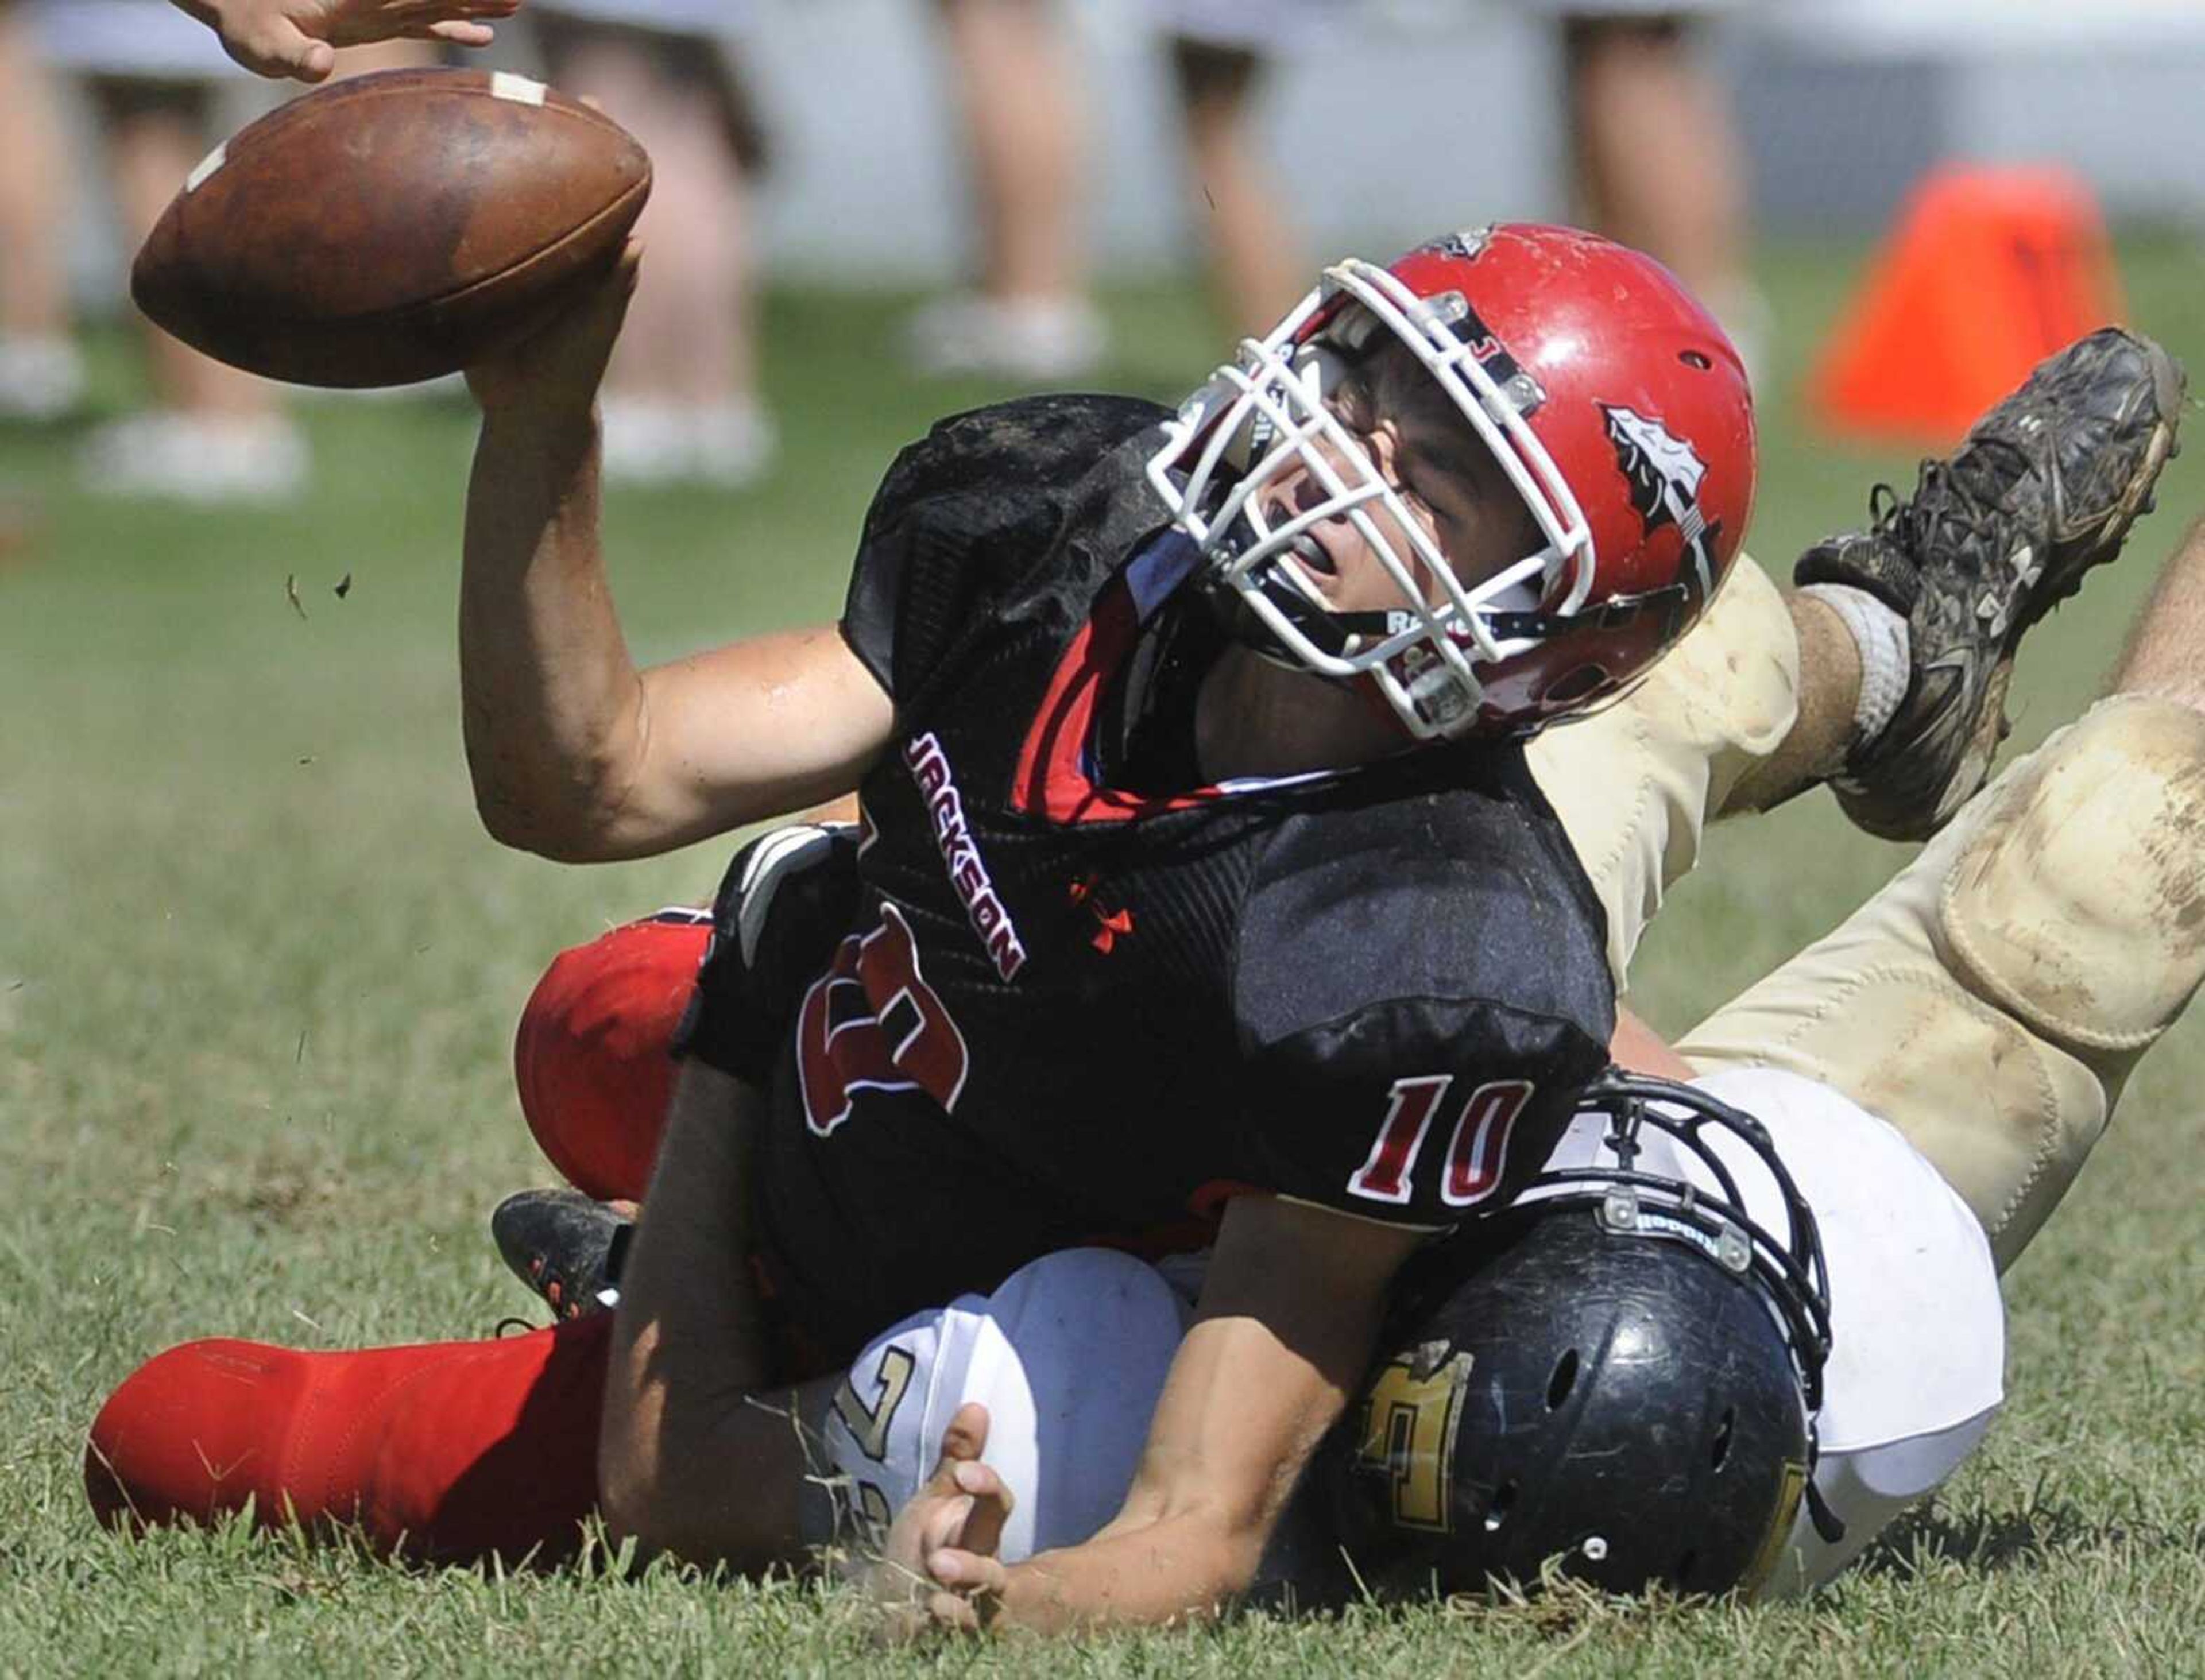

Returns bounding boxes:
[459,409,652,860]
[986,1507,1265,1633]
[599,1063,791,1570]
[1610,1007,1695,1079]
[968,1199,1412,1635]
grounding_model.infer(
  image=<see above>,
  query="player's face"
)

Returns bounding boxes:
[1260,405,1539,621]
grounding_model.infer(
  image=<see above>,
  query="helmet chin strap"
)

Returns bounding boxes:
[1201,498,1403,659]
[1192,540,1433,742]
[1197,520,1475,740]
[1805,1465,1848,1545]
[1200,506,1334,655]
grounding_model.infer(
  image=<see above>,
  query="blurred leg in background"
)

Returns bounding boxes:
[1162,3,1318,338]
[535,2,775,489]
[90,75,311,500]
[0,0,86,421]
[34,0,308,501]
[1555,5,1767,371]
[907,0,1104,382]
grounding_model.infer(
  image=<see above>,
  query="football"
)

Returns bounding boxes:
[131,67,651,389]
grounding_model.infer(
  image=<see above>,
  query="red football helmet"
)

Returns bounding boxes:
[1146,223,1757,740]
[514,912,710,1203]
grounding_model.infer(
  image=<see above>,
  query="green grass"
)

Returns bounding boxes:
[6,240,2205,1675]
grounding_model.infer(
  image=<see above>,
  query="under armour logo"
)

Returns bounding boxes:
[1067,874,1136,955]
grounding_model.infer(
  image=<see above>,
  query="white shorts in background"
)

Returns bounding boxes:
[1509,0,1741,16]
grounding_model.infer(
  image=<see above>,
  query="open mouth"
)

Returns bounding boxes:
[1285,527,1336,579]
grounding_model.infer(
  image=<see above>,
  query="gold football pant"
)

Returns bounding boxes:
[1527,550,1802,989]
[1531,562,2205,1268]
[1676,694,2205,1271]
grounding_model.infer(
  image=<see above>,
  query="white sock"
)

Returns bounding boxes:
[1798,583,1912,752]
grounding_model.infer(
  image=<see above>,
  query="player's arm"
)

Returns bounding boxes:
[461,250,893,862]
[597,1061,826,1569]
[1610,1005,1696,1079]
[915,1193,1420,1633]
[173,0,519,82]
[600,821,872,1568]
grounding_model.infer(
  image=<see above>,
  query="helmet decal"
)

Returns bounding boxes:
[1417,227,1492,263]
[1601,403,1721,599]
[1349,1345,1474,1535]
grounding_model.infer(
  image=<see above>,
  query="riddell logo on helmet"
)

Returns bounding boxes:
[903,733,1028,982]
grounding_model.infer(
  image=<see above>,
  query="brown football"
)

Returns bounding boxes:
[131,67,651,388]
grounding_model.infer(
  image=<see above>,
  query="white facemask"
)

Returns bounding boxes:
[1147,255,1595,740]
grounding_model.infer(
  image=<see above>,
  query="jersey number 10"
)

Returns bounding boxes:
[1348,1076,1534,1209]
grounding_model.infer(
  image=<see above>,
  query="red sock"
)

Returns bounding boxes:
[514,916,708,1201]
[86,1315,612,1566]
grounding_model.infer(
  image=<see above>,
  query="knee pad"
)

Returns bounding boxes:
[514,912,711,1202]
[1926,695,2205,1260]
[1939,695,2205,1058]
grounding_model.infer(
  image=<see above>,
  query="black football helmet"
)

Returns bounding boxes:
[1324,1071,1835,1599]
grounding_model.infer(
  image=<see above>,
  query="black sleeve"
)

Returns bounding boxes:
[839,394,1170,706]
[1228,803,1614,1228]
[672,823,865,1086]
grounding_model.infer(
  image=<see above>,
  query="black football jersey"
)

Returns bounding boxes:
[721,395,1616,1369]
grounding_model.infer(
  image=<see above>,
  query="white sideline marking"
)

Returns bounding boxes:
[184,143,227,193]
[490,72,548,107]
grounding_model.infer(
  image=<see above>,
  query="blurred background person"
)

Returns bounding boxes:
[29,0,310,500]
[1163,2,1328,336]
[0,0,87,421]
[910,0,1334,377]
[526,1,775,487]
[913,0,1763,380]
[904,0,1102,381]
[1535,1,1767,368]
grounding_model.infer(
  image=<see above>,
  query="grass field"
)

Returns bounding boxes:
[5,239,2204,1676]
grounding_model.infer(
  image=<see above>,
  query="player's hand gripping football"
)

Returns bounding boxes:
[465,239,643,426]
[873,1404,1015,1637]
[177,0,521,83]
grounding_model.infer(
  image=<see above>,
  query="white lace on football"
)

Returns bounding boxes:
[1147,257,1595,740]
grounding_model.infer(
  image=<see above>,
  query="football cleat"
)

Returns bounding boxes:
[491,1189,633,1322]
[1797,327,2184,841]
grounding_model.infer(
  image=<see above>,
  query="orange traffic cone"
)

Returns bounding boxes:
[1811,165,2125,447]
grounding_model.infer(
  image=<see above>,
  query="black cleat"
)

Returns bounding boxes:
[1797,327,2184,841]
[491,1189,633,1322]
